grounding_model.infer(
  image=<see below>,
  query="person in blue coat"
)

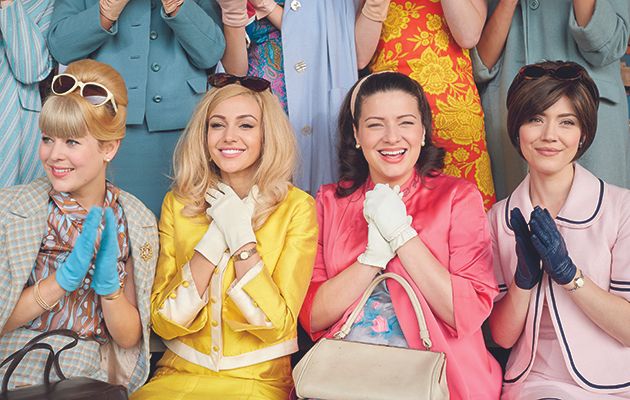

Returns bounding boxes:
[0,0,53,188]
[472,0,630,200]
[48,0,225,215]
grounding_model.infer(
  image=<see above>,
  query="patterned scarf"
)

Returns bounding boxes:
[27,182,129,343]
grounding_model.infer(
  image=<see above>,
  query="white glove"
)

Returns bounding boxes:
[206,183,257,255]
[194,221,226,266]
[357,218,395,269]
[361,0,391,22]
[363,184,417,252]
[216,0,248,27]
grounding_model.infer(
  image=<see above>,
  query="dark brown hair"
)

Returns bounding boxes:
[506,60,599,160]
[336,72,444,197]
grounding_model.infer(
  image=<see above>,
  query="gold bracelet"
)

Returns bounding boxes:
[33,279,60,311]
[102,287,123,301]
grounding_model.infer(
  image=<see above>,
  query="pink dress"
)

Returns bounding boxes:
[299,171,502,400]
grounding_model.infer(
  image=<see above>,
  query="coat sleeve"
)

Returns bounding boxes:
[47,0,116,64]
[569,0,629,67]
[446,183,500,338]
[0,0,53,84]
[488,205,509,302]
[150,193,210,340]
[160,0,225,69]
[610,189,630,301]
[223,196,318,344]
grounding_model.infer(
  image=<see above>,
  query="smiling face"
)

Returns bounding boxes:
[39,131,118,207]
[354,90,425,187]
[518,96,582,178]
[206,94,263,186]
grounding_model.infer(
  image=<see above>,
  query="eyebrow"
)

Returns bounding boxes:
[364,114,418,121]
[209,114,259,122]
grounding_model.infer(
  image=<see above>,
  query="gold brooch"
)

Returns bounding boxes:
[140,242,153,262]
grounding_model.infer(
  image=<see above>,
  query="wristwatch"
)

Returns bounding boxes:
[233,246,258,262]
[567,269,585,292]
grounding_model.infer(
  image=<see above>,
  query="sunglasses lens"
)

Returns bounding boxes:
[521,66,546,79]
[553,66,581,80]
[209,73,236,88]
[82,84,110,106]
[243,77,271,92]
[52,75,77,94]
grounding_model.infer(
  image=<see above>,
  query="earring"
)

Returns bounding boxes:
[355,142,361,149]
[578,140,584,149]
[421,138,426,147]
[104,158,111,163]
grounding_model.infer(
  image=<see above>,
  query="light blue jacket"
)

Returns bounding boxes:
[472,0,630,199]
[282,0,359,193]
[48,0,225,132]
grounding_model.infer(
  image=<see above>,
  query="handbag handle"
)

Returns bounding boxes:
[0,329,79,394]
[333,272,433,350]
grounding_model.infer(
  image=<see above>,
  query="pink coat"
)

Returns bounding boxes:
[299,172,502,400]
[488,164,630,394]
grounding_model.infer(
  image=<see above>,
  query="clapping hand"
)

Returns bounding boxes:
[91,208,122,296]
[55,208,101,292]
[216,0,248,27]
[363,183,417,253]
[205,183,257,255]
[529,206,577,285]
[509,208,542,290]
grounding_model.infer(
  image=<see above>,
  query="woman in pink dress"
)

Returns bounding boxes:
[299,71,502,400]
[488,61,630,399]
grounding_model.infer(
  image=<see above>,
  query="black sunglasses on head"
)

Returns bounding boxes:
[518,64,587,81]
[207,73,271,92]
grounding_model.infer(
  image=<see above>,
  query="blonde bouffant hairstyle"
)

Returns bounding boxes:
[172,84,297,230]
[39,59,128,144]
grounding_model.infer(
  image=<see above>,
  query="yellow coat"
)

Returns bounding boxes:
[132,187,317,400]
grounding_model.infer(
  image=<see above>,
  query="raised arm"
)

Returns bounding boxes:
[354,0,389,69]
[475,0,518,71]
[440,0,487,49]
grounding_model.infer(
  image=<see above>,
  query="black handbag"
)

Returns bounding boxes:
[0,329,127,400]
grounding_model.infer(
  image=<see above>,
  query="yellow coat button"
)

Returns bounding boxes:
[169,293,177,299]
[182,281,190,288]
[211,320,219,327]
[212,345,219,352]
[210,297,217,304]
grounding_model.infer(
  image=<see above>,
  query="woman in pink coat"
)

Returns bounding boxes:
[298,71,502,400]
[488,61,630,399]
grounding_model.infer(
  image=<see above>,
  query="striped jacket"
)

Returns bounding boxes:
[0,178,158,392]
[0,0,53,187]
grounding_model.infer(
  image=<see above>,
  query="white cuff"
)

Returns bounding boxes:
[390,226,417,252]
[227,261,272,327]
[158,263,208,328]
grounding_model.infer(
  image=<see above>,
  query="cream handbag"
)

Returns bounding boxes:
[293,272,449,400]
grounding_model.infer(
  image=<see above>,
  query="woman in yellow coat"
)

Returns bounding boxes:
[131,74,318,400]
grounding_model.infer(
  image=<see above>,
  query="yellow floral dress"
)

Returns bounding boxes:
[370,0,496,208]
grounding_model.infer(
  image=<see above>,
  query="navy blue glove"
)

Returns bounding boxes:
[91,208,122,296]
[56,207,101,292]
[510,208,542,290]
[529,206,577,285]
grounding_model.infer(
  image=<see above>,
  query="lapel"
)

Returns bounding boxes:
[6,178,51,290]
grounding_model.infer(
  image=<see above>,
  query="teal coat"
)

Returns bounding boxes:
[48,0,225,132]
[472,0,630,199]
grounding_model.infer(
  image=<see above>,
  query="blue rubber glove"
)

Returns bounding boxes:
[91,208,122,296]
[529,206,577,285]
[510,208,542,290]
[55,207,101,292]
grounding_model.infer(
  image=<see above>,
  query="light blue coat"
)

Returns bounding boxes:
[48,0,225,132]
[0,0,52,187]
[472,0,630,199]
[281,0,359,193]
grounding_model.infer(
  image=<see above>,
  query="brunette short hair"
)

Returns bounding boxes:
[506,60,599,160]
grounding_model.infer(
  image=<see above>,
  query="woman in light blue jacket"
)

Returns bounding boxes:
[47,0,225,215]
[0,0,53,187]
[472,0,629,199]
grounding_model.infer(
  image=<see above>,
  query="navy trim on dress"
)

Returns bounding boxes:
[549,276,630,390]
[556,179,604,225]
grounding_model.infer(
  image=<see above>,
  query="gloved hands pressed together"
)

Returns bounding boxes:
[509,207,542,290]
[91,208,122,296]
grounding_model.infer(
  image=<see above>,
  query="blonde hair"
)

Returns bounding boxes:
[39,59,128,143]
[172,84,297,229]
